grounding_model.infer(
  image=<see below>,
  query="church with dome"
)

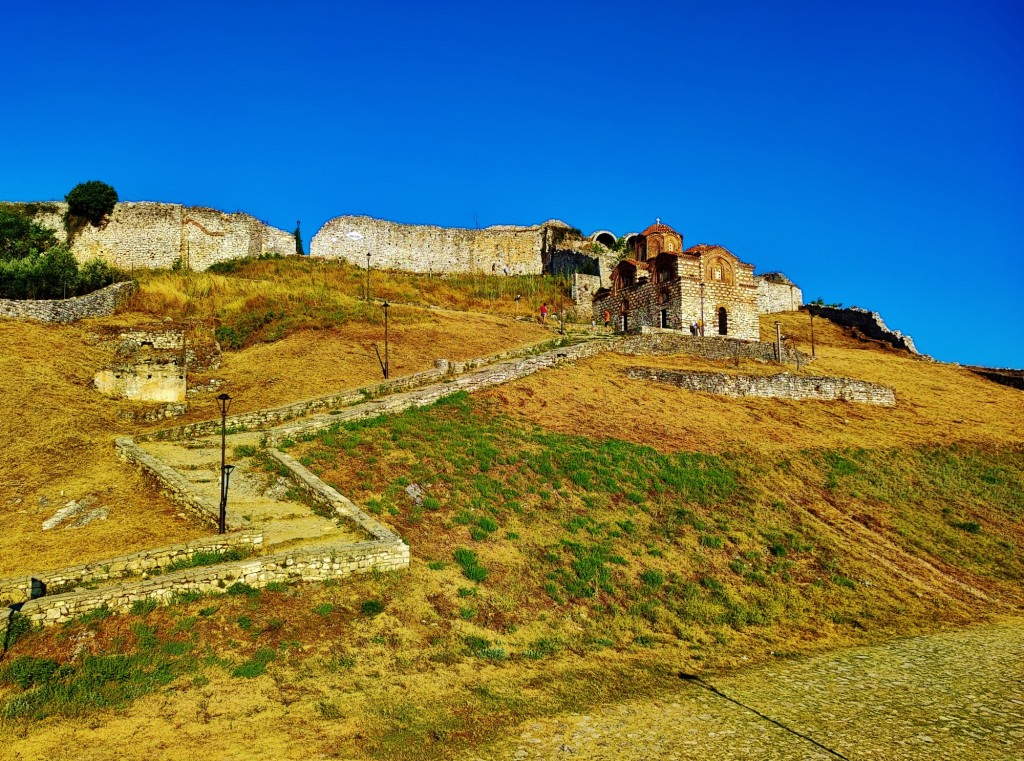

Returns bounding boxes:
[591,220,766,340]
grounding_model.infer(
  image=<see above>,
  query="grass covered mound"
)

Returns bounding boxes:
[279,391,1024,642]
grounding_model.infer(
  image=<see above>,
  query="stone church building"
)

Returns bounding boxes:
[592,221,761,340]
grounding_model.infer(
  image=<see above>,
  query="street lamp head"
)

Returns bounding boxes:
[217,393,231,401]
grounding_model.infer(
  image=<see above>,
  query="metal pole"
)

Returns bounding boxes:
[217,393,231,534]
[383,301,390,379]
[366,252,371,301]
[810,311,816,358]
[775,321,783,363]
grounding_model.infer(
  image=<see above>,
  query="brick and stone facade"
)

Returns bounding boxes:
[755,272,803,313]
[593,222,761,340]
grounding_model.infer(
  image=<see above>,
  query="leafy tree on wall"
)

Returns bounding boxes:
[64,180,118,240]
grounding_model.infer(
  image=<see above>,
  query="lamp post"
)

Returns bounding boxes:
[382,300,390,379]
[775,321,783,363]
[809,310,816,358]
[217,393,232,534]
[365,252,371,301]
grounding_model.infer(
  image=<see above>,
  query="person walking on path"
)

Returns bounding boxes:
[604,309,611,328]
[540,303,548,324]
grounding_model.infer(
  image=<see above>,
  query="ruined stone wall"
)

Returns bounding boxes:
[0,281,136,323]
[625,367,896,406]
[26,202,294,271]
[808,304,918,354]
[571,274,604,319]
[755,276,804,314]
[310,215,561,275]
[94,361,186,403]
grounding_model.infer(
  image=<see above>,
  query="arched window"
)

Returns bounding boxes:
[718,307,728,335]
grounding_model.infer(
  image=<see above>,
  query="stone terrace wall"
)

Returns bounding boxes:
[138,338,570,443]
[26,202,294,271]
[11,539,407,629]
[808,304,918,354]
[626,367,896,406]
[619,330,809,364]
[115,437,247,530]
[755,276,803,314]
[0,531,263,606]
[0,281,136,323]
[311,215,559,275]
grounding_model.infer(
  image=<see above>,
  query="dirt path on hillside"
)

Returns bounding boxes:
[476,618,1024,760]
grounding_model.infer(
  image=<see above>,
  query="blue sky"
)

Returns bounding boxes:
[2,1,1021,367]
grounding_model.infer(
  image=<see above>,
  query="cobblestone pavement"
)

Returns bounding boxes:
[478,619,1024,760]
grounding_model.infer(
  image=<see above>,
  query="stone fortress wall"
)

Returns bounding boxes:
[755,273,804,314]
[310,215,584,276]
[23,201,295,271]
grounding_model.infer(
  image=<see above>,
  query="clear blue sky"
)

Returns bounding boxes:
[2,1,1021,367]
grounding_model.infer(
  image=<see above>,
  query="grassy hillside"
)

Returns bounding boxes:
[1,267,1022,760]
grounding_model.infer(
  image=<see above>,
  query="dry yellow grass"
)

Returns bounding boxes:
[0,297,550,576]
[482,312,1024,454]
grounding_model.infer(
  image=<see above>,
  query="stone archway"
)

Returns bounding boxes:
[718,307,728,336]
[590,230,616,249]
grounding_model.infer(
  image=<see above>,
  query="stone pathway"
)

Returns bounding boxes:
[478,619,1024,760]
[141,433,365,548]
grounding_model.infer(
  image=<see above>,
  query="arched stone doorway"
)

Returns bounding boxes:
[718,307,728,336]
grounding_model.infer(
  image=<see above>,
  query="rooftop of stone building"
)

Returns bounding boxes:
[640,219,679,236]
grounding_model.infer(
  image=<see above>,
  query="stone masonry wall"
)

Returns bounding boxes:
[311,215,560,275]
[808,304,918,354]
[625,367,896,406]
[0,281,136,323]
[115,437,247,530]
[0,531,263,606]
[11,540,407,629]
[27,202,295,271]
[755,277,804,314]
[571,273,604,319]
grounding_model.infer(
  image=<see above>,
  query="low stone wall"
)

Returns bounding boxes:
[625,367,896,406]
[266,449,405,545]
[0,531,262,606]
[114,437,247,530]
[265,338,610,443]
[139,338,570,443]
[619,330,808,364]
[0,281,136,323]
[808,304,918,354]
[12,539,407,629]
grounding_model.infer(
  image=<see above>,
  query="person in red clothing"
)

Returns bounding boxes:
[540,303,548,324]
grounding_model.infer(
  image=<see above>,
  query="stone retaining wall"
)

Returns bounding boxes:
[0,281,136,323]
[139,338,569,443]
[626,367,896,406]
[114,437,247,530]
[618,330,808,364]
[0,531,262,606]
[10,539,407,629]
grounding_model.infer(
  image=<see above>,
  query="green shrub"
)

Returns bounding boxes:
[226,582,260,597]
[313,603,335,617]
[0,207,57,261]
[65,181,118,225]
[130,599,159,616]
[360,599,384,617]
[232,648,276,679]
[453,547,488,582]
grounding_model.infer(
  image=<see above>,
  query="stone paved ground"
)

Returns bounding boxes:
[478,619,1024,760]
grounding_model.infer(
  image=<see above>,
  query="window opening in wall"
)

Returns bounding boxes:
[718,307,728,335]
[661,309,668,328]
[621,313,629,332]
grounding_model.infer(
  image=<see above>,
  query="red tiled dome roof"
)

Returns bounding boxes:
[640,221,678,236]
